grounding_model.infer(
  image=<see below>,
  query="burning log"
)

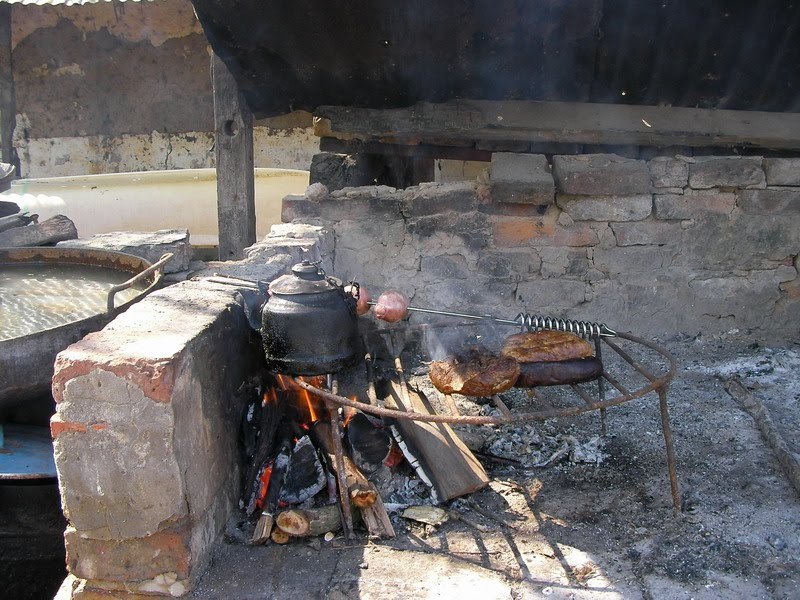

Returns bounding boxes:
[279,435,326,505]
[310,419,378,508]
[276,505,342,537]
[384,380,488,502]
[243,386,288,516]
[251,436,291,545]
[345,412,393,474]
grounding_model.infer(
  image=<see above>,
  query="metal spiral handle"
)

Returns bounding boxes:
[515,313,616,338]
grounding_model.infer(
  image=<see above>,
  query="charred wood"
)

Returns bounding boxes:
[250,436,291,544]
[279,435,326,505]
[345,412,393,474]
[310,419,378,508]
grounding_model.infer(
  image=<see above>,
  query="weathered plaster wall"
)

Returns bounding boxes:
[11,0,317,177]
[285,153,800,342]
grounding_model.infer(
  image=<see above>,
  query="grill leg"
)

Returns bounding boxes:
[658,387,681,514]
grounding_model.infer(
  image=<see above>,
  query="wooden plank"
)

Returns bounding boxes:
[385,380,488,502]
[0,5,15,168]
[212,54,255,260]
[315,100,800,150]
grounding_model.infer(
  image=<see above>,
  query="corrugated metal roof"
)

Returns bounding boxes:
[0,0,152,5]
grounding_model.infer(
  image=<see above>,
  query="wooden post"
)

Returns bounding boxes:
[212,53,255,261]
[0,4,17,171]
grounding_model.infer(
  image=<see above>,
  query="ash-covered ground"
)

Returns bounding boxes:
[197,331,800,600]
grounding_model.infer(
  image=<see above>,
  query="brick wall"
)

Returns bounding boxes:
[285,153,800,341]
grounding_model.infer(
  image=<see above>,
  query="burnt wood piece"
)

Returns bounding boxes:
[359,485,396,539]
[212,53,255,261]
[310,420,378,508]
[384,380,488,502]
[345,412,392,474]
[243,390,288,515]
[279,435,326,505]
[251,436,291,544]
[276,505,342,537]
[315,100,800,151]
[0,215,76,247]
[515,357,604,388]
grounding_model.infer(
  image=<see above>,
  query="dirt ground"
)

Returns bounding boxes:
[194,331,800,599]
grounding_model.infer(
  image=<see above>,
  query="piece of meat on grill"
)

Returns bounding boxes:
[374,290,409,323]
[429,347,520,396]
[501,330,594,362]
[501,330,601,387]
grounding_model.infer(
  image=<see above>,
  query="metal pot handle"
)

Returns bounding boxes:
[106,252,173,313]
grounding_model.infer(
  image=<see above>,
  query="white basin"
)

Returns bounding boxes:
[1,168,309,246]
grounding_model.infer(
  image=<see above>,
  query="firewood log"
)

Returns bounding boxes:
[310,420,378,508]
[276,505,342,537]
[270,528,290,544]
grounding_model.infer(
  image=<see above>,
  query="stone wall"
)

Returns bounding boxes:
[51,225,332,598]
[284,154,800,341]
[9,1,317,177]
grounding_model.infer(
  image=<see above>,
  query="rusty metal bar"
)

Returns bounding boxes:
[527,387,555,411]
[602,371,631,397]
[658,387,681,513]
[603,337,660,382]
[595,338,607,435]
[326,377,354,540]
[569,383,596,407]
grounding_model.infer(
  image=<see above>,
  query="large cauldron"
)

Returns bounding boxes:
[261,262,359,375]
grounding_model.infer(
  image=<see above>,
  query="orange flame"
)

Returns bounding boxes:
[341,397,359,427]
[300,388,318,422]
[262,387,278,405]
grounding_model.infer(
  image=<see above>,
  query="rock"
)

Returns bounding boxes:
[648,157,689,188]
[654,192,735,219]
[489,153,555,204]
[611,221,682,246]
[401,181,477,217]
[767,534,787,551]
[764,158,800,185]
[58,229,190,273]
[552,154,650,195]
[557,194,652,221]
[688,156,765,189]
[0,199,19,217]
[309,152,376,191]
[737,189,800,215]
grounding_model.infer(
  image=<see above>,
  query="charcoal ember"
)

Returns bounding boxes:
[279,435,326,505]
[345,413,392,473]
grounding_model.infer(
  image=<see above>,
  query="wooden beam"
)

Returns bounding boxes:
[0,4,16,169]
[315,100,800,151]
[212,54,255,260]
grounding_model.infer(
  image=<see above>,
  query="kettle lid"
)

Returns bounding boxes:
[268,261,341,295]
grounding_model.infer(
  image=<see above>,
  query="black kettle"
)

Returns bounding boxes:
[261,261,360,375]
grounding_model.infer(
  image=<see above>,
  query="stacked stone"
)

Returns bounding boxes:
[52,228,332,599]
[284,153,799,339]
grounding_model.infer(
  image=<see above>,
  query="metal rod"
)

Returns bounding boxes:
[658,388,681,514]
[603,338,659,382]
[106,252,173,313]
[492,395,513,418]
[366,301,615,336]
[595,338,608,435]
[602,371,631,396]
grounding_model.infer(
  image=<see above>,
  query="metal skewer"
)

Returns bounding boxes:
[367,301,616,338]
